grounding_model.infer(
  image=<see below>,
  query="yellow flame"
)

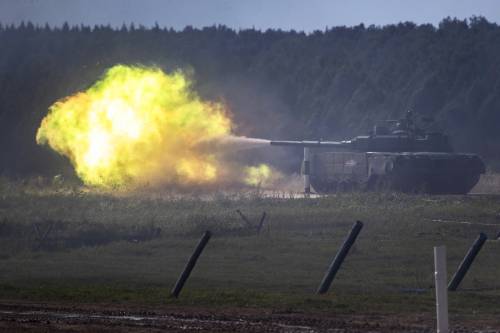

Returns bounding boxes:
[244,164,279,187]
[36,65,231,187]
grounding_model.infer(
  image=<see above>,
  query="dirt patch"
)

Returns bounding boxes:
[471,174,500,194]
[0,301,499,332]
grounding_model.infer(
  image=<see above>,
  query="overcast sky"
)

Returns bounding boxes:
[0,0,499,31]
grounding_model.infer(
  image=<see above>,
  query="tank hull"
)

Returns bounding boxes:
[310,152,485,194]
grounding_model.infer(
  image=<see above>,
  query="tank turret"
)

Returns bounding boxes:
[272,111,453,152]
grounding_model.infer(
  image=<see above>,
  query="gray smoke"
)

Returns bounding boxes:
[198,135,270,154]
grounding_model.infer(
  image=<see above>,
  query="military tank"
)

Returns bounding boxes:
[270,111,485,194]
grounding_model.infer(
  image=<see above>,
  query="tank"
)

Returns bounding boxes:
[270,111,485,194]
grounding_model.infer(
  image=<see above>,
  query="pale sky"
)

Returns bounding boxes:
[0,0,499,31]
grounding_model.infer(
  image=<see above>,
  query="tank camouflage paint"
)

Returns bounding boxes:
[271,112,485,194]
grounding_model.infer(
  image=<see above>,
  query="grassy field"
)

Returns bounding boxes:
[0,177,499,318]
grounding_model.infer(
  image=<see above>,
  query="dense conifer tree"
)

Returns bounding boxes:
[0,18,499,176]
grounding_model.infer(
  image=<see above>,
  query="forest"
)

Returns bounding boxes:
[1,16,499,177]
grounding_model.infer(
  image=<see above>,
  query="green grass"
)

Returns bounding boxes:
[0,178,500,316]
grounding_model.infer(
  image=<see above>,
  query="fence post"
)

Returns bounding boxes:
[448,233,487,291]
[303,147,311,195]
[235,209,252,227]
[316,221,363,294]
[434,246,449,333]
[257,212,267,234]
[171,231,212,298]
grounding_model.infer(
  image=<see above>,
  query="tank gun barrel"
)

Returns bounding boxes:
[270,140,349,148]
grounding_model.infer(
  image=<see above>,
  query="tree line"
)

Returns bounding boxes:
[1,17,499,177]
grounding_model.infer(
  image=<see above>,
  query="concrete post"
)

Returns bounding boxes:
[434,246,449,333]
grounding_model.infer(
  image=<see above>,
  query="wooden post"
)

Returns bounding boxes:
[171,231,211,298]
[257,212,267,234]
[448,233,487,291]
[33,221,55,250]
[235,209,252,227]
[316,221,363,294]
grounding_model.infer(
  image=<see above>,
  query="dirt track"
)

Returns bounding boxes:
[0,302,499,332]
